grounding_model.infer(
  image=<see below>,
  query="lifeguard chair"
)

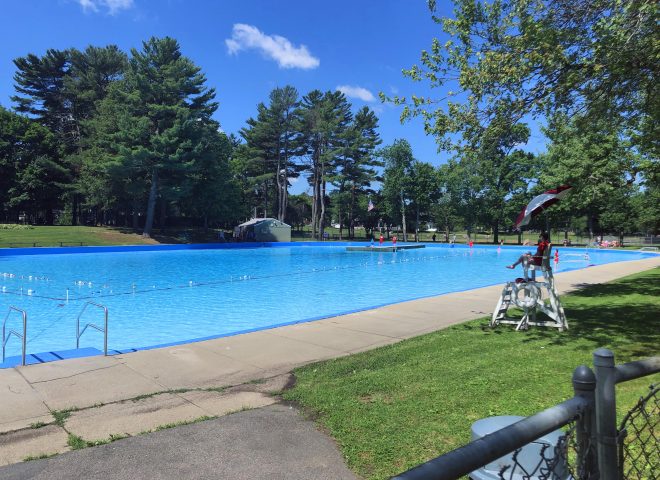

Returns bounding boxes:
[490,244,568,331]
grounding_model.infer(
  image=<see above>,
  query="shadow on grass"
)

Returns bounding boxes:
[569,275,660,298]
[112,227,198,244]
[519,270,660,358]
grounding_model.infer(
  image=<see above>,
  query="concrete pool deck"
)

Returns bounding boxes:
[0,256,658,470]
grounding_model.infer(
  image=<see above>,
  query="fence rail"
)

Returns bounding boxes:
[0,241,86,248]
[394,349,659,480]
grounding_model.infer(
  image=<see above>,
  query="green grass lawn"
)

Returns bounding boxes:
[0,226,160,247]
[0,225,228,247]
[282,268,660,479]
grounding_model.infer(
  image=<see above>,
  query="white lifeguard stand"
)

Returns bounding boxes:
[491,244,568,331]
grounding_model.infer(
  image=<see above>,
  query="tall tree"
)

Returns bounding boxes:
[540,113,639,239]
[180,126,238,230]
[12,49,72,147]
[471,121,536,243]
[0,107,64,223]
[12,46,127,224]
[104,37,218,237]
[381,139,415,241]
[271,86,302,222]
[239,86,303,222]
[408,161,440,241]
[300,90,352,239]
[332,106,382,239]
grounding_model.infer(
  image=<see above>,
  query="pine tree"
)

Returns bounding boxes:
[106,36,218,237]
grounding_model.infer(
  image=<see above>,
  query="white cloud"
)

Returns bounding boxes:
[225,24,320,70]
[336,85,376,102]
[76,0,134,15]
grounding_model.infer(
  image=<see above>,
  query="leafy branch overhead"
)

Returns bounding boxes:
[387,0,658,155]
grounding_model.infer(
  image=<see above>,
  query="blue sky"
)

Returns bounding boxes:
[0,0,547,194]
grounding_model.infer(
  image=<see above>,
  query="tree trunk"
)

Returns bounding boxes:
[276,150,284,222]
[349,187,355,239]
[400,190,407,242]
[159,196,167,230]
[493,220,499,244]
[319,180,326,239]
[338,195,343,241]
[282,185,288,224]
[72,195,78,226]
[143,167,158,238]
[311,166,319,239]
[132,201,139,229]
[263,181,268,219]
[415,205,420,242]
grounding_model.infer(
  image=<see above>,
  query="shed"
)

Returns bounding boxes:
[234,218,291,242]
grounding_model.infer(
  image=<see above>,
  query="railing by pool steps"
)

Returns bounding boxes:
[76,301,109,356]
[2,306,27,366]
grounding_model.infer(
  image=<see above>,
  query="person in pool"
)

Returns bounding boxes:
[506,232,550,270]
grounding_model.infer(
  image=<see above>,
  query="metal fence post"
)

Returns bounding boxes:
[572,364,597,476]
[594,348,619,480]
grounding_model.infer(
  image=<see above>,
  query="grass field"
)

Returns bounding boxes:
[0,225,224,247]
[282,268,660,479]
[0,226,158,247]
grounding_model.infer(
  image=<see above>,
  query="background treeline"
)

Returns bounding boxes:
[1,33,658,241]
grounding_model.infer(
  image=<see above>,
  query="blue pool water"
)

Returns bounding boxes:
[0,243,654,364]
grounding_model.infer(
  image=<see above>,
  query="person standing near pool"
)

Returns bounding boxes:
[506,232,550,270]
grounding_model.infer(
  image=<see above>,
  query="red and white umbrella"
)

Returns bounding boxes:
[514,185,573,230]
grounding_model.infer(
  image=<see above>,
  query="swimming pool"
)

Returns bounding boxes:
[0,243,654,365]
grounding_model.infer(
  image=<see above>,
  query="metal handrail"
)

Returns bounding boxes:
[392,396,588,480]
[76,302,108,356]
[393,365,597,480]
[2,307,27,366]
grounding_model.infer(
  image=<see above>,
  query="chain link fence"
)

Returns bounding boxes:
[618,384,658,480]
[394,349,659,480]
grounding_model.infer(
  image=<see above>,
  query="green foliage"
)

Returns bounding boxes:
[23,452,57,462]
[51,409,74,427]
[153,415,215,431]
[540,113,642,236]
[238,86,303,221]
[0,224,33,230]
[0,106,64,223]
[390,0,658,157]
[381,139,415,240]
[384,0,658,238]
[299,90,354,238]
[67,432,128,450]
[330,106,382,238]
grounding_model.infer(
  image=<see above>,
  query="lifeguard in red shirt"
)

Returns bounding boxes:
[506,232,550,269]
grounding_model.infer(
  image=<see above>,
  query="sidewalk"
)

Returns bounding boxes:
[0,257,658,473]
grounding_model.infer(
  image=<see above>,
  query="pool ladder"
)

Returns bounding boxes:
[76,302,109,356]
[2,307,27,366]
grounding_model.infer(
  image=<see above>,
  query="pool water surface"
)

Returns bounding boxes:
[0,243,653,364]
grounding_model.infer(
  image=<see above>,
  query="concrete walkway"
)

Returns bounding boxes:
[0,404,358,480]
[0,256,658,475]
